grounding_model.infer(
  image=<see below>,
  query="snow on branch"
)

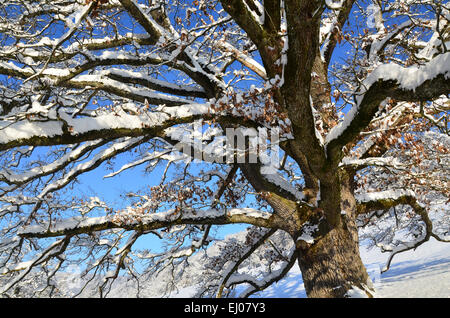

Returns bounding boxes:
[340,156,406,170]
[325,52,450,161]
[360,53,450,95]
[23,2,95,83]
[0,60,205,107]
[355,189,450,272]
[217,41,267,79]
[118,0,169,44]
[260,165,305,202]
[17,208,274,239]
[367,21,413,62]
[0,139,108,194]
[320,0,355,65]
[0,103,212,151]
[67,74,197,106]
[355,189,417,205]
[105,69,208,98]
[219,0,266,54]
[325,0,344,10]
[103,149,173,179]
[36,137,148,199]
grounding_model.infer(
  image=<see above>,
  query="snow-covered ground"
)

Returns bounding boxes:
[250,238,450,298]
[363,238,450,298]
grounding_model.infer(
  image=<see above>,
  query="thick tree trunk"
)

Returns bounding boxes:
[296,225,375,297]
[295,171,375,298]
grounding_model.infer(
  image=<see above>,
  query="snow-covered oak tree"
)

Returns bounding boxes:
[0,0,449,298]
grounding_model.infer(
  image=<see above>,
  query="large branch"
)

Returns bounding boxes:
[263,0,281,34]
[0,105,196,150]
[281,1,329,179]
[219,0,266,48]
[321,0,355,66]
[118,0,165,44]
[0,139,108,187]
[62,75,197,106]
[239,163,313,236]
[356,189,418,215]
[105,69,208,99]
[0,62,197,108]
[17,208,276,239]
[0,104,260,152]
[356,190,450,272]
[326,52,450,164]
[0,51,219,103]
[217,41,267,79]
[4,34,155,64]
[219,0,281,77]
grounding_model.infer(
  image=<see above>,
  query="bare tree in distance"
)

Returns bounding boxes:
[0,0,449,298]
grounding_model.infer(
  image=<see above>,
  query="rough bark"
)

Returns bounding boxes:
[296,225,374,298]
[295,170,374,298]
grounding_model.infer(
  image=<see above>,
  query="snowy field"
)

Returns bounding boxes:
[249,238,450,298]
